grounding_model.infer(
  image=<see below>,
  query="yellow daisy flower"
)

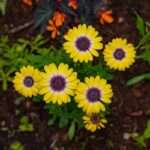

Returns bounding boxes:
[83,114,107,132]
[75,76,113,114]
[63,24,103,63]
[103,38,136,71]
[13,66,42,97]
[39,63,79,105]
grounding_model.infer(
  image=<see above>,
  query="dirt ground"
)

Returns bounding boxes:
[0,0,150,149]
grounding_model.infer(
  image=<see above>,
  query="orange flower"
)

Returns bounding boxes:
[68,0,78,10]
[99,10,114,25]
[52,11,66,27]
[47,20,60,39]
[22,0,32,6]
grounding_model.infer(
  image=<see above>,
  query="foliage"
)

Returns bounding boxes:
[33,97,84,139]
[127,15,150,86]
[0,35,113,135]
[136,14,150,64]
[10,141,24,150]
[68,121,76,140]
[136,14,145,37]
[34,0,110,31]
[0,0,7,15]
[18,116,34,132]
[45,101,83,140]
[127,73,150,86]
[0,35,47,90]
[35,0,55,31]
[0,35,113,90]
[134,120,150,148]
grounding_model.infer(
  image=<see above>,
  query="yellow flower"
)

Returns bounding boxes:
[83,114,107,132]
[75,76,113,114]
[13,66,42,97]
[103,38,136,71]
[39,63,79,105]
[63,24,103,63]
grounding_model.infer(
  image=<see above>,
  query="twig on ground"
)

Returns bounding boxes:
[8,20,34,34]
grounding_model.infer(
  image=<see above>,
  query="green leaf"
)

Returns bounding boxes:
[20,116,29,124]
[32,96,43,103]
[18,116,34,132]
[27,124,34,132]
[136,14,145,36]
[59,115,69,128]
[138,49,150,63]
[68,121,76,140]
[143,120,150,139]
[60,2,76,16]
[0,0,7,15]
[134,120,150,147]
[135,136,146,147]
[10,141,24,150]
[127,73,150,86]
[34,0,54,31]
[48,118,56,126]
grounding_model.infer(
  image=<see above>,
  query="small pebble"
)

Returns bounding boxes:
[123,133,130,140]
[118,17,124,23]
[25,100,32,109]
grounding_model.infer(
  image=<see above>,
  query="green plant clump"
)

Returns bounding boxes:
[0,34,113,137]
[10,141,24,150]
[18,116,34,132]
[134,120,150,148]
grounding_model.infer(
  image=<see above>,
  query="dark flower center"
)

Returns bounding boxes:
[91,115,99,124]
[24,76,34,87]
[76,36,91,51]
[113,48,125,60]
[50,75,66,92]
[87,88,101,103]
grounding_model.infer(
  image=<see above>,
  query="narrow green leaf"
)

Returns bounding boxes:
[127,73,150,86]
[34,1,54,31]
[0,0,7,15]
[135,136,146,147]
[143,120,150,139]
[136,14,145,36]
[68,121,76,140]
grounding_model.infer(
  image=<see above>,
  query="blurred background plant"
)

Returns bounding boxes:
[10,141,24,150]
[34,0,114,39]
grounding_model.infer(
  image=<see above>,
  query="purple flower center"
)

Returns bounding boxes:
[76,36,91,51]
[86,87,101,103]
[113,48,125,60]
[24,76,34,87]
[50,75,66,92]
[91,115,99,124]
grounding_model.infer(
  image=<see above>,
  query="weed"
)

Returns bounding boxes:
[10,141,24,150]
[18,116,34,132]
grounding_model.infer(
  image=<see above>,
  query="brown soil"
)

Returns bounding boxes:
[0,0,150,150]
